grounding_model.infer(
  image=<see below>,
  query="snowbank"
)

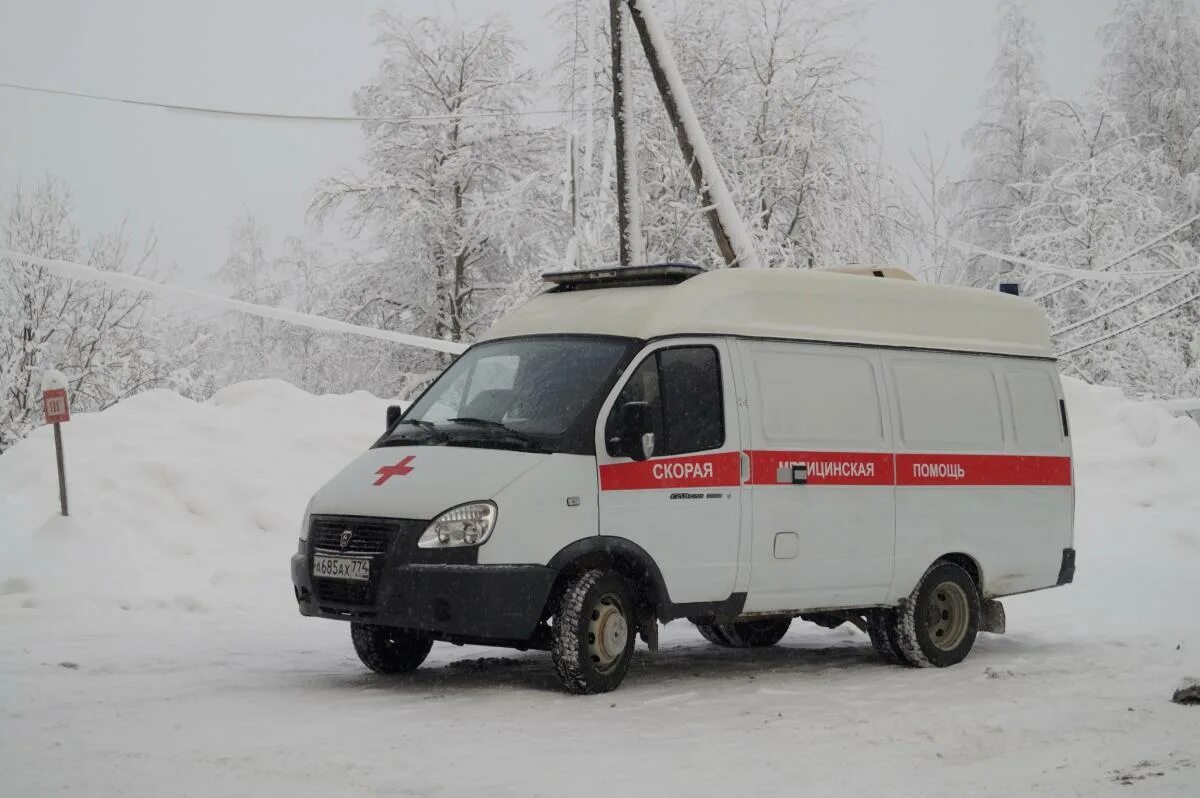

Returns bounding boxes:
[1017,377,1200,638]
[0,380,389,615]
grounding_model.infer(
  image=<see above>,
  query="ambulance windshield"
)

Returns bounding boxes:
[381,336,638,455]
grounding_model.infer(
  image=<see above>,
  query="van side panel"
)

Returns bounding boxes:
[737,341,897,611]
[886,353,1073,602]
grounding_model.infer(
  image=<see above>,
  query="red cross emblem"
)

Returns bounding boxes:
[374,456,416,486]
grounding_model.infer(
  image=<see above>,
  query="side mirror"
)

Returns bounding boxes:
[386,405,404,430]
[618,401,655,462]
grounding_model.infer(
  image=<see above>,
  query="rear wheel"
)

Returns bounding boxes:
[866,608,909,665]
[692,617,792,648]
[894,562,981,668]
[552,569,637,694]
[692,620,730,646]
[350,623,433,674]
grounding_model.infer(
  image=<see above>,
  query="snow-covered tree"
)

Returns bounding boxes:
[908,137,968,285]
[1101,0,1200,176]
[957,0,1054,287]
[0,177,161,450]
[1006,101,1199,393]
[551,0,912,270]
[313,10,562,364]
[214,211,287,381]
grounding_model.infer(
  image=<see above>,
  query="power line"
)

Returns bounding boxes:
[1051,269,1198,337]
[0,81,592,124]
[1031,211,1200,301]
[1,248,467,355]
[948,236,1200,282]
[1057,290,1200,357]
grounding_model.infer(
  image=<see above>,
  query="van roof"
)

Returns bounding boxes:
[480,266,1054,359]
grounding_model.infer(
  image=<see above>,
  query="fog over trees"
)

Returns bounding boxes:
[3,0,1199,449]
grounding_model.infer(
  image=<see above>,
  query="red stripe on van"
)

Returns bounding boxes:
[746,450,893,486]
[895,454,1072,486]
[599,451,1072,490]
[599,451,742,491]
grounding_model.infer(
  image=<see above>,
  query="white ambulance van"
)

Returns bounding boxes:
[292,264,1075,694]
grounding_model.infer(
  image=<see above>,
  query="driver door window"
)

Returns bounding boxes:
[605,346,724,457]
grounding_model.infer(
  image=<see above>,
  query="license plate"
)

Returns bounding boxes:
[312,555,370,582]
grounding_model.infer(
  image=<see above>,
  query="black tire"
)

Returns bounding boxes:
[696,619,720,643]
[895,562,981,668]
[350,623,433,674]
[692,620,732,646]
[692,617,792,648]
[552,569,637,694]
[866,608,909,665]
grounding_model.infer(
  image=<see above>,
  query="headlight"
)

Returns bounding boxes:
[418,501,497,548]
[299,512,311,542]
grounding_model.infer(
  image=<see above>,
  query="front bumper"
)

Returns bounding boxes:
[291,547,557,643]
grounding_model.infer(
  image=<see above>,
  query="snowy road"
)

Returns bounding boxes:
[2,378,1199,796]
[2,605,1197,797]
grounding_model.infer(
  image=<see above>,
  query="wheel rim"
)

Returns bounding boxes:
[926,581,970,651]
[588,593,629,673]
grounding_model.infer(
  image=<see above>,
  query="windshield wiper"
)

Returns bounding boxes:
[383,418,447,443]
[448,418,543,450]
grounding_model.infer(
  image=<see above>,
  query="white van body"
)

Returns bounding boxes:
[293,265,1074,692]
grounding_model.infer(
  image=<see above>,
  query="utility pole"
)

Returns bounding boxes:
[610,0,642,266]
[624,0,760,268]
[568,130,580,268]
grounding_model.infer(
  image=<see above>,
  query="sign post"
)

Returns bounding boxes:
[41,370,70,517]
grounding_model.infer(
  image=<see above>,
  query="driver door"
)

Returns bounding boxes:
[595,339,745,605]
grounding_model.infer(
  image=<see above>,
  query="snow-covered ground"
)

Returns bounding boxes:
[1,378,1198,796]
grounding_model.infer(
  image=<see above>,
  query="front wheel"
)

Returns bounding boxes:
[350,623,433,674]
[551,569,636,694]
[894,562,981,668]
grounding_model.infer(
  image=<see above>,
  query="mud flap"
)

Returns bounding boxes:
[639,611,659,652]
[980,599,1006,634]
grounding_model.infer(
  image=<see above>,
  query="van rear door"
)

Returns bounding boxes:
[595,339,744,606]
[736,341,897,612]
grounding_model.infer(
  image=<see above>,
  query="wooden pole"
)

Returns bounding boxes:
[625,0,741,267]
[610,0,633,266]
[53,421,68,516]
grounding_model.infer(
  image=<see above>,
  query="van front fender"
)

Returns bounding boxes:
[547,536,745,623]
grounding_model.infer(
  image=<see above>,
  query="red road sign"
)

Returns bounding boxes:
[43,388,70,424]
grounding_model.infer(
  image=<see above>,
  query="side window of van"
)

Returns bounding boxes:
[659,347,724,455]
[605,354,665,452]
[1006,369,1062,450]
[752,348,884,446]
[605,346,725,457]
[892,360,1003,450]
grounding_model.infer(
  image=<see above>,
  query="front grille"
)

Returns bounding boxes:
[311,516,414,555]
[307,515,428,609]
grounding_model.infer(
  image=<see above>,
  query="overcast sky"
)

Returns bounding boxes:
[0,0,1118,286]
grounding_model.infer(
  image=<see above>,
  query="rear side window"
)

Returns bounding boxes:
[606,346,725,456]
[892,360,1003,450]
[1006,369,1063,450]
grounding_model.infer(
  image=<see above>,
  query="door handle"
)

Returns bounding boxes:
[775,464,808,485]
